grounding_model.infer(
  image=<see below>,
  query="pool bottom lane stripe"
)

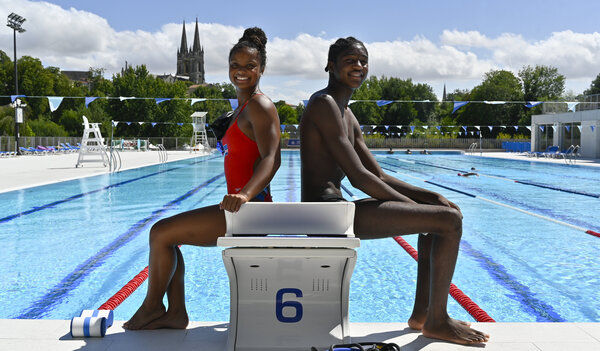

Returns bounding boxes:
[16,173,225,319]
[379,165,600,239]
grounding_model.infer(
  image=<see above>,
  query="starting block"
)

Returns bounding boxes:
[217,202,360,351]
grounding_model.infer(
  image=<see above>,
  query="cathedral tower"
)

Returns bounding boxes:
[176,19,205,84]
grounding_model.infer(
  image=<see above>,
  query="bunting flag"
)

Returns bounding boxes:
[513,126,519,131]
[484,101,506,104]
[488,126,493,132]
[565,125,570,132]
[280,125,286,132]
[436,126,441,131]
[229,99,238,110]
[349,100,357,105]
[376,100,393,106]
[567,102,579,112]
[151,123,157,127]
[177,123,183,126]
[385,125,390,130]
[462,126,467,132]
[155,98,171,104]
[539,125,545,132]
[138,122,143,125]
[422,126,428,129]
[293,124,299,128]
[190,98,206,105]
[474,126,481,130]
[112,121,119,126]
[551,125,557,132]
[85,97,99,108]
[525,101,542,108]
[119,96,135,101]
[10,95,25,103]
[303,100,309,106]
[452,101,469,113]
[47,97,64,112]
[526,126,531,131]
[410,126,416,133]
[591,126,595,132]
[126,122,132,125]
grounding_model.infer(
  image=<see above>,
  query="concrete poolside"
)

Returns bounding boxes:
[1,149,600,350]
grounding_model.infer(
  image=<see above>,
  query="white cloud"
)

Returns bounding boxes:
[1,0,599,102]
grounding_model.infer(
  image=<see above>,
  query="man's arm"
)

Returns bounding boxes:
[351,117,460,210]
[308,95,412,202]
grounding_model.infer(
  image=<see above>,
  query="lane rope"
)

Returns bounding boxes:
[393,236,495,323]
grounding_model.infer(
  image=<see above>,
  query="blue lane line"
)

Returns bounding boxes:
[16,173,224,319]
[0,155,221,224]
[286,152,297,202]
[381,156,600,199]
[460,240,565,322]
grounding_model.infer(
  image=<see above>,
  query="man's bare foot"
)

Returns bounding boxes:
[408,313,470,331]
[143,309,189,330]
[422,317,489,345]
[123,303,166,330]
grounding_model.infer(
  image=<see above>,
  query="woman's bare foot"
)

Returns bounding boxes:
[123,303,166,330]
[143,308,189,330]
[422,317,489,345]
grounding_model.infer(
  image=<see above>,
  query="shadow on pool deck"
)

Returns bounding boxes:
[1,319,600,350]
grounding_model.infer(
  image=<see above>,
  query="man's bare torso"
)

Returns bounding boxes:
[299,89,357,201]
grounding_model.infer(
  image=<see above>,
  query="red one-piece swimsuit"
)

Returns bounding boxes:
[221,95,272,202]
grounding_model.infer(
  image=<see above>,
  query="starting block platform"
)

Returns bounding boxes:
[217,202,360,351]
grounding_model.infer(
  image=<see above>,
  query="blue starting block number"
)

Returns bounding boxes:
[275,288,303,323]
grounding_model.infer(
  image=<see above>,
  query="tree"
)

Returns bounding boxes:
[519,65,565,101]
[457,70,524,134]
[584,73,600,95]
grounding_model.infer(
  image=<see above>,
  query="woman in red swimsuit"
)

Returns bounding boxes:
[124,27,281,330]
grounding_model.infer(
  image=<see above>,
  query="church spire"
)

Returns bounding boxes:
[442,83,447,101]
[192,18,202,53]
[179,20,188,54]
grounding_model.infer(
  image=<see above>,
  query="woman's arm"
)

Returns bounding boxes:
[220,96,281,212]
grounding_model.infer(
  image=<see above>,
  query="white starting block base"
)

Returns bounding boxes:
[218,202,360,351]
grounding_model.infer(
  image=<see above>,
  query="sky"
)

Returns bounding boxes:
[1,0,600,104]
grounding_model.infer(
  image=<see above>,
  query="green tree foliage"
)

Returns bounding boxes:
[519,65,565,101]
[584,73,600,95]
[456,70,524,135]
[351,76,438,126]
[275,101,298,125]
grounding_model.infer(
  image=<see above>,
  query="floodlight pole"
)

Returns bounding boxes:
[7,13,26,155]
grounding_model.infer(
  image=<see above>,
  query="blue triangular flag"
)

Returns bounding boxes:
[126,122,132,125]
[436,126,441,131]
[11,95,25,103]
[151,122,157,127]
[452,101,469,113]
[385,125,389,130]
[525,101,542,108]
[229,99,239,110]
[177,123,183,126]
[514,126,519,131]
[565,125,570,132]
[410,126,415,133]
[280,125,286,132]
[302,100,309,106]
[85,97,98,108]
[47,97,64,112]
[591,126,595,132]
[376,100,393,106]
[539,125,545,132]
[155,98,171,104]
[462,126,467,132]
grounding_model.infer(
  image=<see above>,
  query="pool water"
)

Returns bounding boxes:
[0,151,599,323]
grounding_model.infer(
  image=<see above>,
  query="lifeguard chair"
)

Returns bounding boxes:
[191,111,209,151]
[217,202,360,351]
[76,115,108,167]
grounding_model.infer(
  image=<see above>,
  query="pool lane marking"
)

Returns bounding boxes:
[381,156,600,199]
[16,173,225,319]
[377,163,600,238]
[0,155,221,224]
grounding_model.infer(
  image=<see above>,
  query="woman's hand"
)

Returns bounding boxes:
[220,193,250,213]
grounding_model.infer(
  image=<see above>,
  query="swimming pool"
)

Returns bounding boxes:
[1,151,598,323]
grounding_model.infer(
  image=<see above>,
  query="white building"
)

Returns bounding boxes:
[531,99,600,158]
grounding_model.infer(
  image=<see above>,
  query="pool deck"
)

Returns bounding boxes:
[2,149,600,350]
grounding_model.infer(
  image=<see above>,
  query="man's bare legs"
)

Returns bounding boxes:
[354,199,489,344]
[123,205,226,330]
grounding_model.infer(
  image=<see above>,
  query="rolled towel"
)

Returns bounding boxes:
[80,309,114,327]
[70,316,107,337]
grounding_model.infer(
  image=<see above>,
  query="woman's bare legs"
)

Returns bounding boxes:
[354,199,489,344]
[123,204,226,330]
